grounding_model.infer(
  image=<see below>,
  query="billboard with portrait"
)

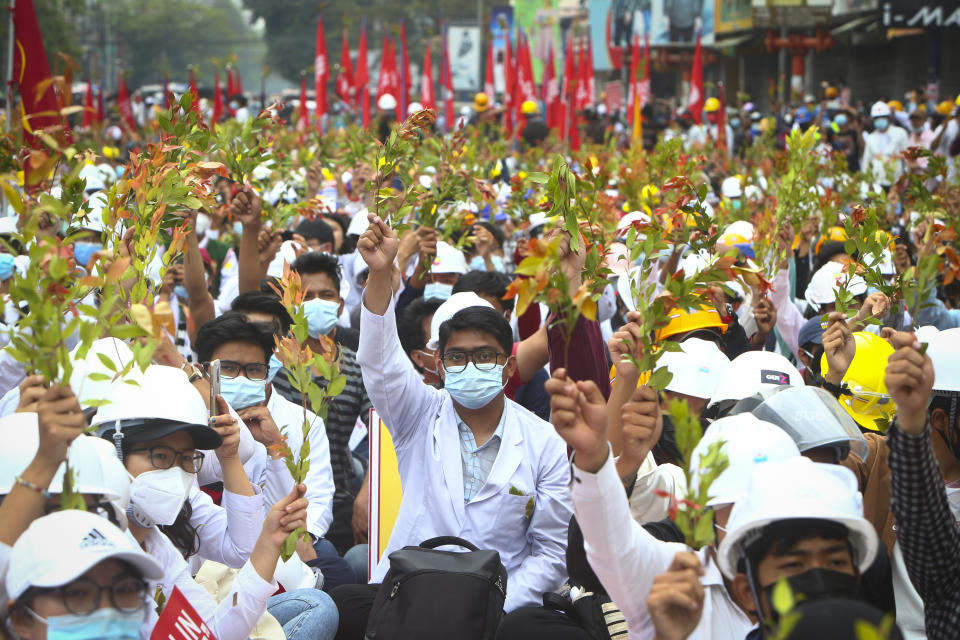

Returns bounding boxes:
[448,25,482,92]
[595,0,715,52]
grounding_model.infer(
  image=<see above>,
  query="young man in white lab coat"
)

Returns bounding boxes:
[327,215,572,639]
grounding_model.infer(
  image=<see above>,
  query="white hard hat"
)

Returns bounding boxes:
[68,338,135,410]
[708,350,804,411]
[718,220,754,245]
[347,207,371,237]
[430,241,467,275]
[804,261,867,312]
[78,191,109,233]
[616,211,651,240]
[0,216,18,235]
[528,212,557,235]
[0,415,128,502]
[79,163,106,193]
[721,176,742,199]
[596,282,618,324]
[377,93,397,111]
[743,184,763,202]
[869,101,891,118]
[691,413,800,507]
[92,365,221,450]
[876,248,896,276]
[659,338,730,400]
[717,457,877,579]
[6,510,163,601]
[266,239,301,279]
[427,292,494,350]
[407,101,424,116]
[928,328,960,393]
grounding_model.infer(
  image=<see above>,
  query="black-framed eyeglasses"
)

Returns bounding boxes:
[36,576,148,615]
[127,445,205,474]
[207,360,269,381]
[440,348,507,373]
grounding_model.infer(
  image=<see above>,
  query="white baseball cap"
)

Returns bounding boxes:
[658,338,730,400]
[6,510,163,601]
[427,292,494,350]
[431,241,467,275]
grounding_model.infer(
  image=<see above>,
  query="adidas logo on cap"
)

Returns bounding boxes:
[80,528,115,550]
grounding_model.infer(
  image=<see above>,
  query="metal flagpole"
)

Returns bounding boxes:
[6,0,15,133]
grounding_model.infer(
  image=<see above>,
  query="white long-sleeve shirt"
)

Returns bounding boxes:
[571,450,753,640]
[187,484,262,570]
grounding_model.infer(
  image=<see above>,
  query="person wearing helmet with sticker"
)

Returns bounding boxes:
[717,457,894,639]
[884,327,960,639]
[862,101,909,187]
[520,100,549,148]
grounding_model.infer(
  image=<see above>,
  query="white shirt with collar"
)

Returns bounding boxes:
[571,449,753,640]
[358,294,572,612]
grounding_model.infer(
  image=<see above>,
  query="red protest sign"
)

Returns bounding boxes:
[150,587,217,640]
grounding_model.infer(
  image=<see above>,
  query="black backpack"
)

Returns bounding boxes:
[364,536,508,640]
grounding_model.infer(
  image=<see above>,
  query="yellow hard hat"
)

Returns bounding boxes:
[887,100,903,112]
[656,306,728,342]
[821,331,897,431]
[521,100,538,115]
[704,97,721,113]
[814,226,848,255]
[875,230,895,252]
[825,86,839,99]
[936,100,954,115]
[474,92,490,111]
[956,94,960,107]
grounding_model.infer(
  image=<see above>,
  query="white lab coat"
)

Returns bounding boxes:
[861,127,909,185]
[357,295,572,612]
[572,450,754,640]
[187,484,262,570]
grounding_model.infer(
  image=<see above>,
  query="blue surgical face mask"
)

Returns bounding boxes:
[0,253,15,280]
[469,255,504,272]
[834,114,848,127]
[731,198,742,211]
[173,284,189,301]
[73,242,102,269]
[232,221,243,236]
[302,298,340,338]
[36,607,142,640]
[874,117,889,131]
[730,118,741,128]
[424,282,453,301]
[443,363,505,410]
[267,353,283,383]
[220,375,267,410]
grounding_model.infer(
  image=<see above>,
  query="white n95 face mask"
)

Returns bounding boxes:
[127,466,193,527]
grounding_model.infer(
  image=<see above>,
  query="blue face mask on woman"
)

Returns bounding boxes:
[834,114,849,127]
[443,363,505,410]
[220,375,267,410]
[469,255,505,273]
[874,117,890,131]
[0,253,15,280]
[302,298,340,338]
[41,607,142,640]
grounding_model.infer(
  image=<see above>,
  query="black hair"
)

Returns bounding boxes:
[474,221,505,250]
[929,394,960,459]
[453,271,515,312]
[194,311,275,364]
[294,218,335,247]
[738,519,852,575]
[438,307,513,355]
[231,290,293,335]
[398,297,444,369]
[160,501,200,560]
[291,251,342,292]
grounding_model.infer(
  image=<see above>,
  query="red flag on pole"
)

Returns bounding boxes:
[116,74,137,132]
[503,32,514,135]
[82,81,94,128]
[627,35,639,127]
[421,41,435,109]
[336,30,353,104]
[564,37,580,149]
[315,16,328,129]
[97,86,105,124]
[12,0,71,149]
[560,36,573,141]
[376,36,399,120]
[543,46,559,130]
[297,73,309,131]
[226,68,235,100]
[399,21,410,117]
[585,35,596,105]
[515,29,536,137]
[188,67,201,121]
[484,38,495,101]
[575,40,589,115]
[211,70,223,125]
[441,25,454,131]
[355,21,370,128]
[688,30,704,124]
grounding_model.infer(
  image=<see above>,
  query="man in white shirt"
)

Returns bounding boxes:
[328,215,572,639]
[861,101,909,187]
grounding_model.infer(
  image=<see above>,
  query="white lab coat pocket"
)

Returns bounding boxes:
[494,493,534,544]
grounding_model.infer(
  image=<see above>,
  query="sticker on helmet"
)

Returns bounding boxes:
[761,370,790,385]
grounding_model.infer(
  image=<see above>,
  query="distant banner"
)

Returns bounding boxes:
[589,0,714,49]
[514,0,561,83]
[367,410,402,576]
[491,6,514,93]
[881,1,960,28]
[604,80,624,112]
[715,0,753,34]
[588,0,615,71]
[448,25,482,92]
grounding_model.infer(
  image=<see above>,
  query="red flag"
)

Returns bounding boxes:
[641,32,651,107]
[336,30,353,104]
[627,35,640,127]
[399,21,410,117]
[543,47,559,130]
[503,32,514,135]
[212,70,223,125]
[421,41,435,110]
[376,36,400,120]
[688,30,704,124]
[116,74,137,132]
[163,73,171,110]
[82,81,94,128]
[226,68,236,101]
[188,67,201,120]
[563,36,580,148]
[484,38,495,100]
[97,86,105,124]
[585,35,596,105]
[315,16,328,129]
[297,74,309,131]
[515,29,536,136]
[575,40,589,114]
[12,0,70,148]
[355,21,370,127]
[560,36,573,141]
[441,26,454,130]
[717,81,727,156]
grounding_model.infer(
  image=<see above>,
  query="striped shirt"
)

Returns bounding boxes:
[457,413,505,503]
[273,344,371,500]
